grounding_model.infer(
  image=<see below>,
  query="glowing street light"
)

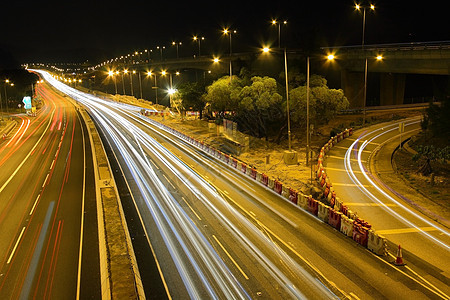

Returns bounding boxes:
[355,3,375,47]
[193,36,205,57]
[108,70,118,94]
[223,28,237,82]
[271,19,287,48]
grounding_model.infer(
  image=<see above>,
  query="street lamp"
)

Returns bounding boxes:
[108,70,118,94]
[4,79,13,115]
[147,71,158,104]
[172,41,182,58]
[122,69,127,94]
[262,46,292,151]
[271,19,287,48]
[355,3,375,124]
[156,46,165,60]
[193,36,204,57]
[355,3,375,47]
[223,28,237,82]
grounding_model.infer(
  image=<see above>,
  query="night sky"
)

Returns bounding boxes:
[1,0,448,67]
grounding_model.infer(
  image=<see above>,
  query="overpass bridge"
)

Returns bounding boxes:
[62,41,448,107]
[323,41,450,107]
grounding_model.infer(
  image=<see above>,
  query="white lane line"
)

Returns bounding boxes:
[42,173,50,188]
[7,227,26,264]
[182,197,202,221]
[212,234,249,280]
[29,194,41,215]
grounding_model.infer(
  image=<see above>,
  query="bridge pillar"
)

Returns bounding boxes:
[380,73,405,106]
[341,70,364,108]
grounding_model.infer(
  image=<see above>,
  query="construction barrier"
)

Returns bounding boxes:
[317,202,330,223]
[328,209,342,230]
[340,214,354,237]
[268,177,275,189]
[307,197,318,216]
[250,168,257,180]
[231,158,238,168]
[298,194,308,210]
[367,230,387,256]
[261,173,269,186]
[289,189,298,205]
[256,171,262,183]
[274,180,282,195]
[241,163,247,173]
[282,186,290,199]
[352,223,369,247]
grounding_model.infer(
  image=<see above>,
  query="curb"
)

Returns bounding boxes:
[76,104,145,300]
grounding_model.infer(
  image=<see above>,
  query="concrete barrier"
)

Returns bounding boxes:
[340,214,354,237]
[317,202,330,223]
[367,230,388,256]
[298,194,308,210]
[328,209,342,230]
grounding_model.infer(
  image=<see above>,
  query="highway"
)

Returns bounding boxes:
[0,81,100,299]
[37,69,448,299]
[325,118,450,297]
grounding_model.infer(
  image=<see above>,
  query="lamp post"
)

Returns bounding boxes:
[193,36,204,57]
[130,70,135,96]
[108,71,118,94]
[271,19,287,48]
[172,41,182,58]
[223,28,236,82]
[136,70,143,99]
[355,3,375,124]
[262,46,292,151]
[147,71,158,104]
[4,80,12,115]
[122,70,127,94]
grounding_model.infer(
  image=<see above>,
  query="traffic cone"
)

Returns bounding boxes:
[394,244,406,266]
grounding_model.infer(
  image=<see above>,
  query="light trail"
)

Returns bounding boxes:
[34,69,339,299]
[343,120,449,250]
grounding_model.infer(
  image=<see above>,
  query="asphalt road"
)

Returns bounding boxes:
[325,117,450,298]
[40,70,449,299]
[0,82,100,299]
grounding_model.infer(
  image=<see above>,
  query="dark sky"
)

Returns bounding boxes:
[1,0,448,66]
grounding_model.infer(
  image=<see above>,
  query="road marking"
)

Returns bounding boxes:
[42,173,50,188]
[325,167,363,174]
[162,174,176,189]
[29,194,41,215]
[212,234,249,280]
[332,182,373,188]
[328,155,359,162]
[376,226,438,235]
[182,197,202,221]
[7,226,26,264]
[334,145,371,153]
[345,202,397,207]
[350,292,361,300]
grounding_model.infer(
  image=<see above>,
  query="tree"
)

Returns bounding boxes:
[238,76,283,140]
[289,75,349,127]
[178,82,206,119]
[204,76,242,117]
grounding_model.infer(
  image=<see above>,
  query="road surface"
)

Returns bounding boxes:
[39,69,449,299]
[0,81,100,299]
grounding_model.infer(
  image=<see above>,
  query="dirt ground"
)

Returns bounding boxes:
[98,91,448,227]
[151,107,430,198]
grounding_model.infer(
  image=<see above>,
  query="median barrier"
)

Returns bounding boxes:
[250,167,257,180]
[224,154,230,164]
[281,185,289,199]
[261,173,269,186]
[317,202,330,223]
[245,166,252,176]
[298,194,308,210]
[268,177,275,189]
[367,230,387,256]
[334,197,343,212]
[256,171,262,183]
[289,188,298,205]
[241,162,247,173]
[340,214,354,237]
[352,223,369,247]
[307,197,319,216]
[274,180,282,194]
[231,158,238,168]
[328,209,342,230]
